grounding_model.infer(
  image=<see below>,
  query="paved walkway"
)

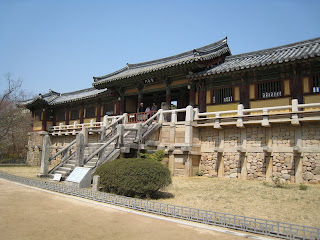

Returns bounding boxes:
[0,179,269,240]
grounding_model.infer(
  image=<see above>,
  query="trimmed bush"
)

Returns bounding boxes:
[94,158,172,198]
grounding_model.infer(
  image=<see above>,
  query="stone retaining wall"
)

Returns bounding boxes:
[199,122,320,183]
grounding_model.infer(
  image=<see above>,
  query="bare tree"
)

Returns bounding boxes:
[0,73,32,163]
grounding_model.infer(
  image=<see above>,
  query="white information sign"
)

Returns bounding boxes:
[66,167,91,183]
[52,173,62,181]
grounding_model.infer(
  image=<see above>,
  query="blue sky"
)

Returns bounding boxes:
[0,0,319,96]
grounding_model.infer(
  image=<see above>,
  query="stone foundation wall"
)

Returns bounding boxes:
[27,132,101,166]
[199,122,320,183]
[27,132,46,166]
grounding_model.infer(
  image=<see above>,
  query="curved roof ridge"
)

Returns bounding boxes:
[93,37,229,82]
[58,87,107,96]
[126,37,228,69]
[93,67,128,81]
[225,37,320,61]
[191,37,320,77]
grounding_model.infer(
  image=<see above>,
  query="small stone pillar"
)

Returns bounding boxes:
[103,115,109,127]
[39,135,50,176]
[217,152,224,177]
[117,124,124,147]
[76,133,85,167]
[81,127,89,145]
[185,105,193,145]
[135,122,142,143]
[92,175,100,191]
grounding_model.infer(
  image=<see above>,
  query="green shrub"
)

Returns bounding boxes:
[94,157,172,198]
[299,184,308,191]
[140,149,165,162]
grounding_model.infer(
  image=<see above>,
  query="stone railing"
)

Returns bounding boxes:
[48,99,320,136]
[49,114,126,136]
[196,99,320,128]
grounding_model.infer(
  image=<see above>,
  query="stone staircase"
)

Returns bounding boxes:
[50,142,120,180]
[49,122,161,180]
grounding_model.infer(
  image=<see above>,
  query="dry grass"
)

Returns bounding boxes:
[1,165,319,228]
[157,177,320,228]
[0,165,40,179]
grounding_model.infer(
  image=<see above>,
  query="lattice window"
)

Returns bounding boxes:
[313,76,319,93]
[57,111,65,121]
[34,111,42,121]
[86,106,95,118]
[258,81,282,99]
[104,104,114,116]
[70,109,79,120]
[213,87,233,104]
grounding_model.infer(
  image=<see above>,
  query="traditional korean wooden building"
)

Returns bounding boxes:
[23,37,320,131]
[21,37,320,183]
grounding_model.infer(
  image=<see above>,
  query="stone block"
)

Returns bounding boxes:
[303,172,315,181]
[230,173,238,178]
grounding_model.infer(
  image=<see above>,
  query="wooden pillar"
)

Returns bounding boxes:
[96,104,101,122]
[188,81,196,107]
[291,65,303,103]
[199,82,206,113]
[240,82,249,109]
[80,105,84,124]
[119,96,125,115]
[65,108,70,125]
[42,109,47,131]
[166,87,171,110]
[52,110,56,126]
[137,88,143,109]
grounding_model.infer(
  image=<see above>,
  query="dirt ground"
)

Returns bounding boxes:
[0,179,258,240]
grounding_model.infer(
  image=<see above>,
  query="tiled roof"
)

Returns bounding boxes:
[93,37,230,87]
[192,37,320,78]
[21,88,110,107]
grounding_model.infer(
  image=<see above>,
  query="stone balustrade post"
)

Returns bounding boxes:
[90,119,94,127]
[58,122,63,135]
[75,133,85,167]
[116,124,124,147]
[103,115,109,127]
[291,99,300,125]
[123,113,128,125]
[100,126,106,141]
[185,105,193,145]
[81,127,89,145]
[92,175,100,191]
[135,122,142,143]
[193,108,199,120]
[262,109,270,127]
[236,104,244,128]
[171,111,177,123]
[39,134,50,176]
[214,113,222,129]
[159,109,164,123]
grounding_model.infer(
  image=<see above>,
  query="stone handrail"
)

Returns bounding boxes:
[49,114,126,136]
[49,139,76,162]
[127,111,157,123]
[83,133,120,165]
[196,99,320,128]
[142,109,161,127]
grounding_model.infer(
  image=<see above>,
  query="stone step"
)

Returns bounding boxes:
[83,165,95,169]
[64,163,75,168]
[54,170,67,176]
[59,167,72,172]
[84,162,97,167]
